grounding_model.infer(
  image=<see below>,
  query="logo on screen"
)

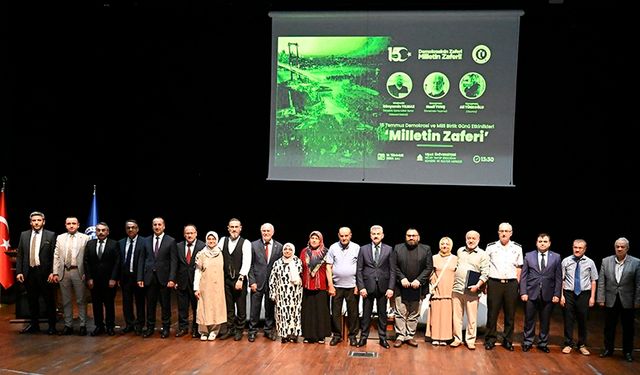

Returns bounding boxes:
[388,47,411,62]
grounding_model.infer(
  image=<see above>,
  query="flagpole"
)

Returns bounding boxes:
[0,176,6,308]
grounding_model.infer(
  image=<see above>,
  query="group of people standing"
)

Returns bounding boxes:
[13,214,639,362]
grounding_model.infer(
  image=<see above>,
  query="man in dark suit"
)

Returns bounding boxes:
[597,237,640,362]
[137,217,178,339]
[15,211,57,335]
[175,224,205,338]
[84,222,120,336]
[119,219,145,335]
[356,224,395,349]
[248,223,282,342]
[519,233,562,353]
[391,228,433,348]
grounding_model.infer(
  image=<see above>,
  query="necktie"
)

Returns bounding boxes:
[265,242,270,263]
[66,234,74,266]
[374,244,380,264]
[574,257,581,295]
[98,240,104,259]
[186,243,192,264]
[126,239,134,272]
[540,252,546,271]
[154,236,160,256]
[29,231,39,267]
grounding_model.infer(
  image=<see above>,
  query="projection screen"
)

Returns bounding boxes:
[269,11,523,186]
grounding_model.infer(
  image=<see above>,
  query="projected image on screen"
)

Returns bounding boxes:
[275,36,389,168]
[269,11,523,186]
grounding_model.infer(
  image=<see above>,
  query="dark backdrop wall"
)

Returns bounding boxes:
[5,1,635,263]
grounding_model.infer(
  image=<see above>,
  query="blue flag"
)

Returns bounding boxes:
[85,187,98,239]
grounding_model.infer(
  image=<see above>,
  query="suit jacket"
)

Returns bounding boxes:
[53,232,90,280]
[15,229,56,278]
[138,234,178,285]
[248,239,283,291]
[84,238,120,285]
[519,250,562,301]
[356,242,395,294]
[597,255,640,308]
[392,243,433,299]
[118,236,144,282]
[175,239,206,290]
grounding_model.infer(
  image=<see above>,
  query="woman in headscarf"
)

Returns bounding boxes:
[427,236,458,345]
[193,231,227,341]
[269,242,303,343]
[300,231,334,344]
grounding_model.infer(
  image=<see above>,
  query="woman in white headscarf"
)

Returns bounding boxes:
[269,242,303,343]
[194,231,227,341]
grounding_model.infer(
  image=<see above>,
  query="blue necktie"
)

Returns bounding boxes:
[574,257,581,295]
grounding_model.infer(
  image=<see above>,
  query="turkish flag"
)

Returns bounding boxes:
[0,188,14,289]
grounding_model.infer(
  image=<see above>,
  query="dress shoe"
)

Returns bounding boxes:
[600,349,614,358]
[349,337,358,347]
[106,328,115,336]
[134,327,143,336]
[522,344,531,352]
[484,342,495,350]
[91,326,105,336]
[60,326,74,336]
[122,326,135,334]
[78,326,87,336]
[175,329,188,338]
[379,338,390,349]
[160,329,170,339]
[502,341,514,351]
[450,339,462,347]
[233,331,242,341]
[624,353,633,362]
[393,340,404,348]
[537,345,550,353]
[20,324,40,334]
[281,337,288,344]
[357,338,367,347]
[288,335,298,343]
[406,339,418,347]
[248,333,256,342]
[217,331,231,340]
[142,329,154,338]
[192,331,200,339]
[47,327,58,335]
[329,336,342,346]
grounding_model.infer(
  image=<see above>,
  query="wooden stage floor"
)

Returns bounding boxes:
[0,298,638,375]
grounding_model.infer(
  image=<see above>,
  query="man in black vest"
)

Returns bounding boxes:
[217,218,252,341]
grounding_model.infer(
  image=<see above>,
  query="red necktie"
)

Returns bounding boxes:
[265,242,269,262]
[186,243,192,264]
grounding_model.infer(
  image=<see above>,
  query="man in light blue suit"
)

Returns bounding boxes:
[519,233,562,353]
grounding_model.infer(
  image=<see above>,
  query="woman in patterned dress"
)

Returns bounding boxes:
[269,242,303,343]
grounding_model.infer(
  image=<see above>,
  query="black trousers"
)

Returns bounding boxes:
[91,283,117,329]
[146,272,172,329]
[121,273,145,329]
[360,285,389,339]
[249,287,275,334]
[177,285,198,331]
[25,266,57,328]
[523,297,554,346]
[562,289,590,347]
[485,279,518,344]
[223,278,247,334]
[331,287,359,339]
[604,294,635,354]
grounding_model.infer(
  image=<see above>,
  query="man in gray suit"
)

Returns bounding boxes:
[15,211,57,335]
[248,223,282,342]
[356,225,395,348]
[597,237,640,362]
